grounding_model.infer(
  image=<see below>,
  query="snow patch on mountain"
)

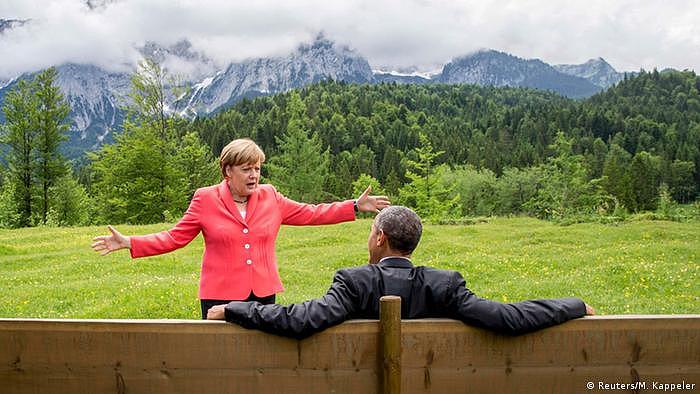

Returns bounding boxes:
[372,67,442,80]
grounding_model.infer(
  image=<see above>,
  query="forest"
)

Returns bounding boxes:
[192,69,700,222]
[1,63,698,228]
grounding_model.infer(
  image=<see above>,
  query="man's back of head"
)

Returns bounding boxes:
[368,206,423,264]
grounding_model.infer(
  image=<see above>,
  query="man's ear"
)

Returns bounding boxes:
[376,229,386,247]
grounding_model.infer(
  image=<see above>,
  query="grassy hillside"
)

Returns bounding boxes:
[0,218,697,319]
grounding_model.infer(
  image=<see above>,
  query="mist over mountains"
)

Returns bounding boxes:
[0,34,636,157]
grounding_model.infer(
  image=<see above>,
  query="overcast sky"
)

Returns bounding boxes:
[1,0,699,79]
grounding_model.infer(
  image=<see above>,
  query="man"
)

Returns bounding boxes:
[208,206,594,339]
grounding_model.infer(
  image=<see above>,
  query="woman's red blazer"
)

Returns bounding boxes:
[130,181,355,300]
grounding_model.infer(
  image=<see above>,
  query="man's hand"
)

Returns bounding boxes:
[91,225,131,255]
[585,303,596,315]
[356,186,391,213]
[207,304,227,320]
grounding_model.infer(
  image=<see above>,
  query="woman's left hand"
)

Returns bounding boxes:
[356,186,391,213]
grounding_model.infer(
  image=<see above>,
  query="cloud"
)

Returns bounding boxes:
[0,0,698,79]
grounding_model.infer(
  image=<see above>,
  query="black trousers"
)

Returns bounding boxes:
[200,291,276,319]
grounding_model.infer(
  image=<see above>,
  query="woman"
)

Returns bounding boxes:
[92,138,390,318]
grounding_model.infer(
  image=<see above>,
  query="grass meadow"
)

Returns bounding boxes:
[0,217,697,319]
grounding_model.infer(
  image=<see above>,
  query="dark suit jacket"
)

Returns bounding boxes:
[224,257,586,339]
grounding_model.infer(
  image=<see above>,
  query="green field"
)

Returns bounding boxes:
[0,218,698,319]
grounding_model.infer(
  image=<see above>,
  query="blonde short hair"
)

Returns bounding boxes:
[219,138,266,178]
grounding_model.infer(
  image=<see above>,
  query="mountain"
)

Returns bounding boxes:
[437,50,601,98]
[0,36,640,158]
[554,58,626,89]
[0,64,130,157]
[54,64,131,156]
[138,39,217,83]
[0,36,374,156]
[0,18,29,34]
[179,36,373,116]
[0,77,12,90]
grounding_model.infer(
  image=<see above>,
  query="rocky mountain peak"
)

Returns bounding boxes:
[84,0,120,11]
[554,57,624,89]
[137,39,217,83]
[179,35,373,116]
[139,39,209,64]
[303,33,335,51]
[0,18,29,34]
[437,49,600,98]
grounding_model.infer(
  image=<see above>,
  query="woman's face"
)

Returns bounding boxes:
[226,161,261,197]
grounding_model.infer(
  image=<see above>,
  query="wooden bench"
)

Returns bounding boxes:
[1,307,698,393]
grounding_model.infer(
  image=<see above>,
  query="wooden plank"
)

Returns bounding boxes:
[380,296,402,394]
[1,367,380,394]
[1,328,300,369]
[402,365,700,393]
[1,316,698,394]
[298,320,379,369]
[400,317,700,367]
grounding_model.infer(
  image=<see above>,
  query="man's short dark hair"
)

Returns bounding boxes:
[375,206,422,254]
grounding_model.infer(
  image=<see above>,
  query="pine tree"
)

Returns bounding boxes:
[398,133,459,220]
[666,160,696,203]
[46,174,91,226]
[1,79,39,227]
[34,67,71,224]
[601,144,633,210]
[326,151,354,199]
[0,168,21,228]
[175,131,219,202]
[267,91,330,202]
[628,151,661,211]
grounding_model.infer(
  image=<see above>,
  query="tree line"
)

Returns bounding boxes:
[1,64,698,228]
[192,71,699,222]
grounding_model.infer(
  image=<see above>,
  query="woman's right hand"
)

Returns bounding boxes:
[91,225,131,255]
